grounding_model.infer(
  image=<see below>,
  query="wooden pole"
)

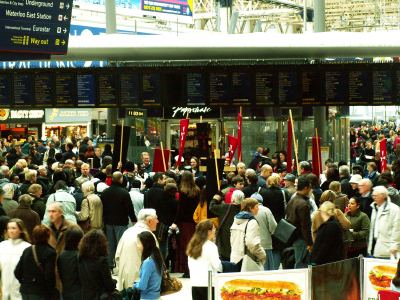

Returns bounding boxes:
[289,110,300,175]
[315,128,321,175]
[214,149,221,191]
[119,119,124,170]
[160,142,167,172]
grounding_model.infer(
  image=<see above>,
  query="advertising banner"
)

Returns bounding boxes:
[215,269,309,300]
[363,258,397,300]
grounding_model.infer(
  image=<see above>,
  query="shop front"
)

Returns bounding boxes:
[0,109,45,140]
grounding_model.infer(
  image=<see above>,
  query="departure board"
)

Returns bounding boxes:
[278,71,299,106]
[142,73,161,106]
[77,74,95,106]
[348,70,371,105]
[324,70,347,105]
[98,74,117,107]
[209,73,230,105]
[372,70,393,105]
[187,73,206,105]
[34,73,53,107]
[13,74,33,106]
[301,70,321,105]
[55,73,75,107]
[0,74,11,106]
[255,72,275,105]
[120,73,140,107]
[232,72,252,105]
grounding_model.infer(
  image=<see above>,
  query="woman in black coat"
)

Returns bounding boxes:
[14,225,57,300]
[78,229,116,299]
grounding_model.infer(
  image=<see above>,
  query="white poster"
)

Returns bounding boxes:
[363,257,398,300]
[215,269,309,300]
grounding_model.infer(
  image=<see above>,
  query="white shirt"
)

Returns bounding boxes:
[188,240,222,287]
[129,188,144,218]
[374,203,386,239]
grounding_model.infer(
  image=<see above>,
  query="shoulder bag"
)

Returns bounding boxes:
[161,260,182,296]
[272,190,296,244]
[78,195,92,233]
[240,218,264,272]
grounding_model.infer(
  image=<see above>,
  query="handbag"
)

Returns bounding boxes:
[272,190,296,244]
[240,219,264,272]
[78,195,92,232]
[160,261,182,296]
[99,290,122,300]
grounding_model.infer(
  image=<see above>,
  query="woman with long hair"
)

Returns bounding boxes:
[0,219,31,300]
[187,219,222,300]
[134,231,163,300]
[78,230,116,299]
[15,225,57,300]
[175,171,200,275]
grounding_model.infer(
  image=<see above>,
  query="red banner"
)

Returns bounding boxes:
[237,111,242,162]
[312,136,322,176]
[177,118,189,168]
[380,139,387,172]
[286,118,293,173]
[227,135,238,164]
[153,148,171,172]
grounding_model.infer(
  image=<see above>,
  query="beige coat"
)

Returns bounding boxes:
[77,194,103,229]
[312,206,351,242]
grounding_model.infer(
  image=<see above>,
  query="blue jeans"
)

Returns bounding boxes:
[265,249,281,270]
[292,239,309,269]
[105,224,127,268]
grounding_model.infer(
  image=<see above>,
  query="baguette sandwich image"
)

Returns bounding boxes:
[220,279,303,300]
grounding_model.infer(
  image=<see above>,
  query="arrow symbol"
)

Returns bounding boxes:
[63,15,68,21]
[61,40,66,46]
[66,3,70,9]
[63,28,67,34]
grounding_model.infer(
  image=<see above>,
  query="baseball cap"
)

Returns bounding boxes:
[349,174,362,184]
[284,174,296,182]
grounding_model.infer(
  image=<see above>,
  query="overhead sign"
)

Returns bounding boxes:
[0,0,73,54]
[0,108,45,123]
[45,108,91,123]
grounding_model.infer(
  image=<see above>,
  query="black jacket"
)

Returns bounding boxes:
[144,184,177,225]
[37,176,51,196]
[101,183,136,225]
[144,183,164,211]
[243,183,259,198]
[58,250,81,298]
[61,150,76,163]
[260,186,289,223]
[14,244,57,296]
[286,193,312,246]
[340,176,352,198]
[78,256,116,299]
[359,193,373,219]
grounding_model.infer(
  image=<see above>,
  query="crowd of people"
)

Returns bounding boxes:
[0,132,400,299]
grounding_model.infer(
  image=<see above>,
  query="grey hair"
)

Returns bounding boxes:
[245,168,256,177]
[232,190,245,205]
[137,208,157,223]
[81,181,95,196]
[373,185,388,199]
[48,202,63,214]
[339,165,350,177]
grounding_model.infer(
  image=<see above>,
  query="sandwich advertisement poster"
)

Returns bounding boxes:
[215,269,309,300]
[363,258,397,300]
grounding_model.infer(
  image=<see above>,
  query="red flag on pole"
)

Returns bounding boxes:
[286,118,293,173]
[227,135,238,163]
[312,136,322,176]
[380,139,387,172]
[152,148,171,172]
[237,111,242,162]
[177,119,189,168]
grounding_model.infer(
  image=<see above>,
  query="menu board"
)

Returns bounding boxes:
[278,71,299,105]
[120,73,140,107]
[55,73,76,107]
[372,70,393,105]
[325,70,347,105]
[0,74,11,106]
[232,72,252,105]
[348,70,371,105]
[187,73,206,105]
[255,72,275,105]
[98,74,117,107]
[34,73,53,107]
[301,70,321,105]
[142,73,161,106]
[77,74,95,107]
[13,74,33,106]
[209,73,230,105]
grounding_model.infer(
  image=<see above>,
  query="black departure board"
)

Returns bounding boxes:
[120,73,140,107]
[98,74,117,107]
[232,72,252,105]
[77,74,95,107]
[55,73,75,107]
[187,73,206,105]
[301,70,321,105]
[348,70,371,105]
[13,74,33,106]
[34,73,53,107]
[209,73,230,105]
[0,73,11,106]
[278,71,299,106]
[372,70,393,105]
[142,73,161,107]
[255,72,275,105]
[324,70,347,105]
